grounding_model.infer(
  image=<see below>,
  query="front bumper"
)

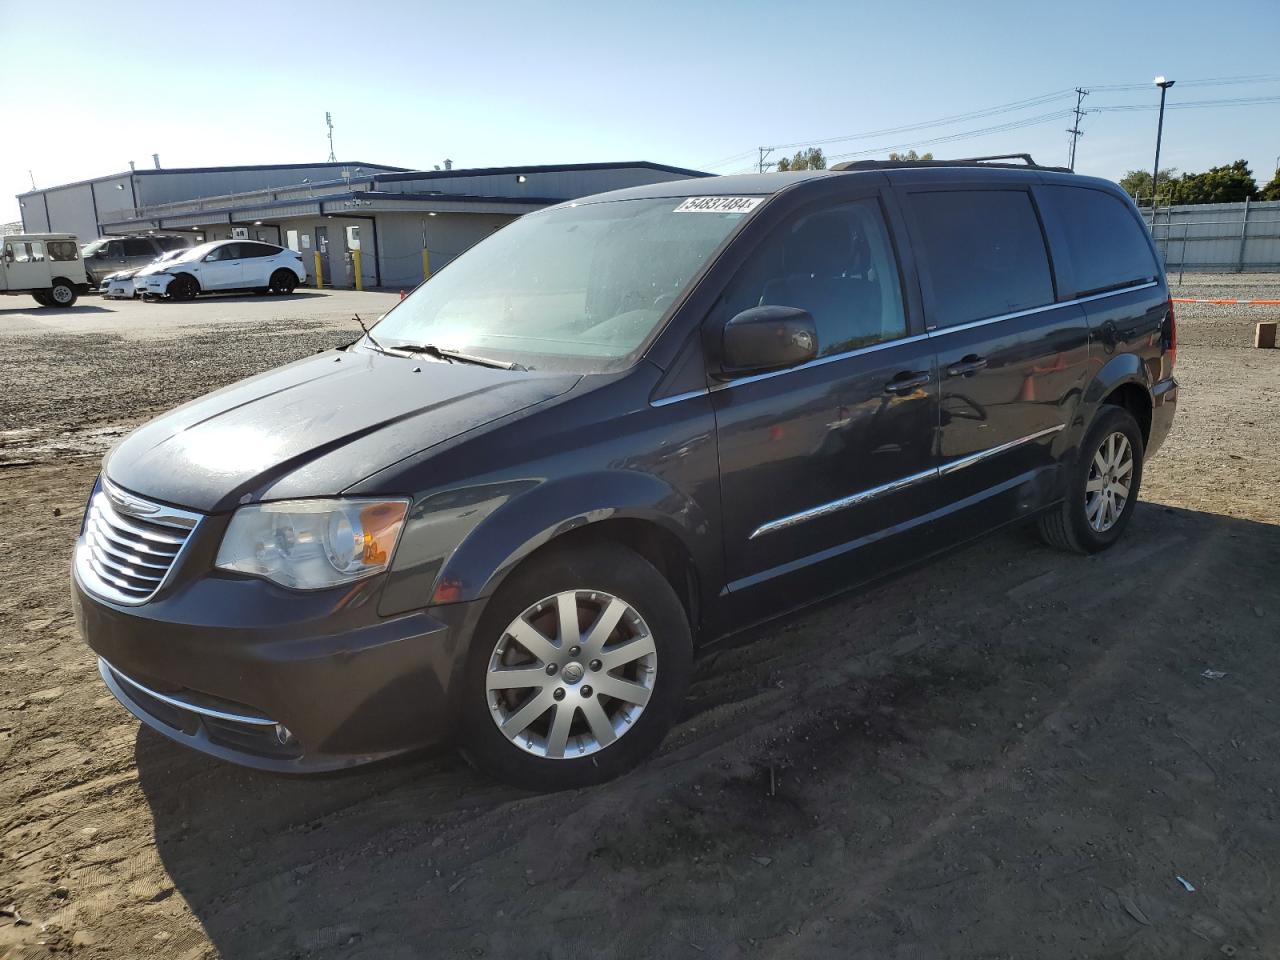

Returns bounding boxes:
[1146,377,1178,458]
[73,562,482,773]
[102,277,137,299]
[136,275,173,296]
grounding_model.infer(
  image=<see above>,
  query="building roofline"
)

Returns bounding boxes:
[375,161,712,184]
[17,161,410,198]
[131,160,411,177]
[97,190,557,227]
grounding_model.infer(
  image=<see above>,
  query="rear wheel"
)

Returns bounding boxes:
[48,281,77,308]
[168,274,199,301]
[269,269,297,295]
[1038,404,1145,554]
[32,291,53,307]
[459,542,692,791]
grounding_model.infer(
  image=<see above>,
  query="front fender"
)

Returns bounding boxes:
[377,470,718,617]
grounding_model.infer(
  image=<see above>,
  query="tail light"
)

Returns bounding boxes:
[1162,298,1176,373]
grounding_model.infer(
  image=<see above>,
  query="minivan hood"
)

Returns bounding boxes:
[105,348,580,513]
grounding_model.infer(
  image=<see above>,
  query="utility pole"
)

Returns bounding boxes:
[326,112,337,163]
[1150,77,1175,222]
[1066,87,1089,172]
[757,146,774,173]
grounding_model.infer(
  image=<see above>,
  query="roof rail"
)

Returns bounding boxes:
[830,153,1073,174]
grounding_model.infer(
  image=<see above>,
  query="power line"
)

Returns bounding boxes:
[701,73,1280,172]
[826,108,1075,161]
[765,89,1075,153]
[1095,94,1280,112]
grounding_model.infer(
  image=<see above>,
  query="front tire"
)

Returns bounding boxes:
[1039,404,1145,554]
[269,269,298,295]
[459,542,692,791]
[48,282,77,308]
[168,274,199,301]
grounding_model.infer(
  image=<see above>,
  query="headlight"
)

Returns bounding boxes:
[215,498,409,590]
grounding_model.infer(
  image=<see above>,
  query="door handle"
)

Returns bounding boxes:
[946,355,988,377]
[884,371,931,394]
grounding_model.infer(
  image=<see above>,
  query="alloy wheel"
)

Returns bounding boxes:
[486,590,657,760]
[1085,431,1134,533]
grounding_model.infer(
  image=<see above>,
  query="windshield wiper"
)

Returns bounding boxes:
[392,343,526,371]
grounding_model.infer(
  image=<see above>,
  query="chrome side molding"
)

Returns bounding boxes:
[748,424,1066,539]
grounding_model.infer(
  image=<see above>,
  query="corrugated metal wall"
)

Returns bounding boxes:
[1149,200,1280,273]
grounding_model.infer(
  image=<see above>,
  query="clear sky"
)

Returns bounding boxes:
[3,0,1278,225]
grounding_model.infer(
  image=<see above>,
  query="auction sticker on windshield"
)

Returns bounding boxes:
[674,196,764,214]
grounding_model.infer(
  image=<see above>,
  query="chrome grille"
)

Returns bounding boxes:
[76,480,201,605]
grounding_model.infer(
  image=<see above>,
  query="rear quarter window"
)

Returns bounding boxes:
[47,241,79,261]
[905,189,1055,328]
[1039,186,1159,298]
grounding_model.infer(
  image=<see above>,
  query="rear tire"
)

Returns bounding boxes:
[48,281,77,308]
[1039,404,1144,554]
[32,291,53,307]
[269,269,297,295]
[168,274,199,301]
[459,542,692,791]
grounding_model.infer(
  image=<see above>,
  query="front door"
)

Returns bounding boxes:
[197,242,245,290]
[710,194,939,625]
[3,239,51,291]
[900,186,1090,535]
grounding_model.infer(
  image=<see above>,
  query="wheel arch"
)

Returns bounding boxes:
[169,271,201,293]
[422,471,719,641]
[1083,353,1153,447]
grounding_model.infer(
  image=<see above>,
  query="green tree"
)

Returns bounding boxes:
[1119,168,1177,204]
[776,147,827,171]
[1171,159,1258,204]
[888,150,934,161]
[1261,168,1280,202]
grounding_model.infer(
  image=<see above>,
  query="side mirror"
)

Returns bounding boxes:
[719,305,819,377]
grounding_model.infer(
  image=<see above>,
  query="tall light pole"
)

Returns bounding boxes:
[1150,76,1175,219]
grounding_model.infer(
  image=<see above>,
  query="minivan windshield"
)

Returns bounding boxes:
[371,197,756,372]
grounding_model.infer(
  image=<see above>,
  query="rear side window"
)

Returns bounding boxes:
[1040,186,1158,297]
[243,243,281,258]
[123,238,154,257]
[715,198,908,356]
[906,190,1054,328]
[47,241,78,261]
[156,236,188,252]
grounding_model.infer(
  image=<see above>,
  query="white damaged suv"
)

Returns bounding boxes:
[136,240,307,300]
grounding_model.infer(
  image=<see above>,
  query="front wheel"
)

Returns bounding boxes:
[168,274,199,301]
[1038,404,1145,554]
[459,543,692,791]
[48,282,78,308]
[269,269,298,295]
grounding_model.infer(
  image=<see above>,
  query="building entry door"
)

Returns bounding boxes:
[314,226,331,285]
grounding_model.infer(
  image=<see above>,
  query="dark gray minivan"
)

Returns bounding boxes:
[73,156,1177,790]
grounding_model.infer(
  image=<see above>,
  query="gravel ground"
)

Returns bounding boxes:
[0,278,1278,960]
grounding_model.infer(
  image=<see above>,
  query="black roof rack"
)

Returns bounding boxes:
[830,153,1073,174]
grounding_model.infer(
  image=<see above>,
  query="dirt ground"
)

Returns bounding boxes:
[1,280,1278,960]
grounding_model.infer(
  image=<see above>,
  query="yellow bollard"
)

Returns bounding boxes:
[353,249,363,291]
[422,247,430,280]
[313,251,324,289]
